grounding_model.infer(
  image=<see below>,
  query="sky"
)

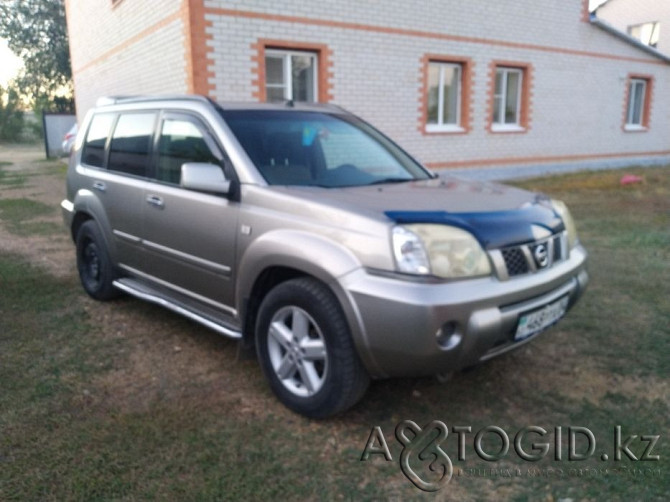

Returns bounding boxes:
[0,38,23,87]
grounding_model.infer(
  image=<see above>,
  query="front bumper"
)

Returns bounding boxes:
[339,245,588,378]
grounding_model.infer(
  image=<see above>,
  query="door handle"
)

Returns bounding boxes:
[92,181,107,192]
[146,194,164,208]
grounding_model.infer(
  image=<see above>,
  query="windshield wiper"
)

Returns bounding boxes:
[367,177,414,186]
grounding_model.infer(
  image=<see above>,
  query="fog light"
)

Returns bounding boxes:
[436,322,461,350]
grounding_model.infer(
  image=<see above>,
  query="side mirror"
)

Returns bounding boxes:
[180,163,231,194]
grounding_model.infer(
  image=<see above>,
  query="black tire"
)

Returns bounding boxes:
[75,220,120,301]
[255,277,370,418]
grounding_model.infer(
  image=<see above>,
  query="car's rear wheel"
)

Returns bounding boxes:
[76,220,119,301]
[255,277,369,418]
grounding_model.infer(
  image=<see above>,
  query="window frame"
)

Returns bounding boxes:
[493,67,523,131]
[420,54,473,135]
[81,112,117,169]
[252,40,333,104]
[626,79,647,127]
[150,110,237,188]
[487,61,533,134]
[106,111,158,178]
[623,76,653,132]
[425,62,463,133]
[627,21,660,48]
[264,49,319,103]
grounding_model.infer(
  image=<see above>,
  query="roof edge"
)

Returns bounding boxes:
[589,15,670,64]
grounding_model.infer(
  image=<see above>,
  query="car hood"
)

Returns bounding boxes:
[271,176,564,249]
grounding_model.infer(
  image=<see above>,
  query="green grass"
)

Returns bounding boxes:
[0,167,28,188]
[1,166,669,500]
[0,157,65,188]
[0,199,58,236]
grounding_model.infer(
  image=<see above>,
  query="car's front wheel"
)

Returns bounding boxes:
[255,277,369,418]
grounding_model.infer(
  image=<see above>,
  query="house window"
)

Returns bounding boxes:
[265,50,317,103]
[493,67,523,129]
[426,62,462,131]
[625,77,652,130]
[628,22,660,48]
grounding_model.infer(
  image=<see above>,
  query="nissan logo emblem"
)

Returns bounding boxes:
[534,244,549,268]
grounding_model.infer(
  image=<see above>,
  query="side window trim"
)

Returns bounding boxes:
[106,110,159,179]
[102,113,120,170]
[153,110,238,186]
[80,112,118,169]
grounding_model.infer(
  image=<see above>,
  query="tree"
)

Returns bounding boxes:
[0,0,73,112]
[0,83,24,141]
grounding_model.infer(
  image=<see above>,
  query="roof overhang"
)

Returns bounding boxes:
[590,15,670,64]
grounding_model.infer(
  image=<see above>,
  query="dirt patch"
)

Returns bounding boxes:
[504,328,670,407]
[86,296,278,418]
[0,144,280,419]
[0,145,73,278]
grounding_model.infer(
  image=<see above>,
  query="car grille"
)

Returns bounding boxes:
[500,247,529,276]
[491,233,568,281]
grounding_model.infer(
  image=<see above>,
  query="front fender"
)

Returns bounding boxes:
[236,229,362,305]
[235,229,384,371]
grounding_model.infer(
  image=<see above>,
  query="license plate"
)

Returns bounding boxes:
[515,296,569,341]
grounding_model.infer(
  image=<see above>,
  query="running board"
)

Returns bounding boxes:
[113,279,242,340]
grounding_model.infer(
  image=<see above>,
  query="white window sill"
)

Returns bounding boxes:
[624,124,648,132]
[425,124,465,134]
[491,124,525,133]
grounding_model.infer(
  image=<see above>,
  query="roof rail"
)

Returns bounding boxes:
[94,94,216,107]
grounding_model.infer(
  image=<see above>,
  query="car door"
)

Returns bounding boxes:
[140,112,239,313]
[80,111,156,272]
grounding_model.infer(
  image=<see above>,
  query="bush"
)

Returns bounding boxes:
[0,83,25,142]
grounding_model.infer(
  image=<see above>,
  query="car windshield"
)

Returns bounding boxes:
[220,109,431,187]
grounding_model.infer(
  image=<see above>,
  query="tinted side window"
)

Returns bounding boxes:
[156,118,221,185]
[108,113,156,177]
[82,113,115,167]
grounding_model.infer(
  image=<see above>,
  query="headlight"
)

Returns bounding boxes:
[392,224,491,279]
[552,200,579,249]
[392,226,430,275]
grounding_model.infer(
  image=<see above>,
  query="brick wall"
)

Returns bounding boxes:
[202,0,670,170]
[66,0,670,171]
[66,0,188,118]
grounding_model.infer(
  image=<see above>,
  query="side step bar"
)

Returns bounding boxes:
[113,279,242,339]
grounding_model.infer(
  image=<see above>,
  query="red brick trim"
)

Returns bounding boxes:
[205,7,668,66]
[426,149,670,170]
[182,0,215,96]
[581,0,590,22]
[418,54,474,135]
[621,73,654,132]
[250,39,333,102]
[485,60,534,134]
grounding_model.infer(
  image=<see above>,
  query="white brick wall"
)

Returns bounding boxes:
[67,0,187,118]
[203,0,670,169]
[67,0,670,171]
